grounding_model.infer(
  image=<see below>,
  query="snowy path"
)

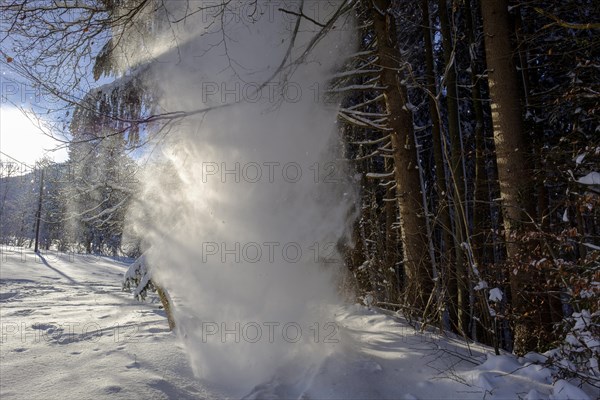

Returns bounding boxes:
[1,247,594,399]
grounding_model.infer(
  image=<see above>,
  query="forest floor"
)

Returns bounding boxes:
[0,247,595,399]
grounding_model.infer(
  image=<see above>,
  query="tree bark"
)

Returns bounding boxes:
[464,0,489,267]
[34,168,45,253]
[437,0,468,335]
[156,285,176,331]
[480,0,535,354]
[421,0,454,330]
[464,0,495,346]
[371,0,433,316]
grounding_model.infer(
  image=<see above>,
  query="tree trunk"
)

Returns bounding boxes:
[421,0,454,329]
[465,0,489,267]
[464,0,495,346]
[34,168,45,253]
[371,0,433,316]
[480,0,535,354]
[156,285,176,331]
[437,0,468,335]
[384,158,399,301]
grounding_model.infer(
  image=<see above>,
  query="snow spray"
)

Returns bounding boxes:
[128,0,356,395]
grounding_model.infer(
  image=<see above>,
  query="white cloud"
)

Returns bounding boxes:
[0,106,68,166]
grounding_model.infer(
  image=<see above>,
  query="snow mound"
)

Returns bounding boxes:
[577,172,600,186]
[489,287,504,302]
[240,306,596,399]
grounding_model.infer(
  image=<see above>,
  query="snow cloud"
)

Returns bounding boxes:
[127,0,356,395]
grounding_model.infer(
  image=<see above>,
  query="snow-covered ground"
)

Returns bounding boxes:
[0,247,595,399]
[0,247,209,399]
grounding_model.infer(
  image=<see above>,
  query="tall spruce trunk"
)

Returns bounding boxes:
[371,0,433,316]
[480,0,535,354]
